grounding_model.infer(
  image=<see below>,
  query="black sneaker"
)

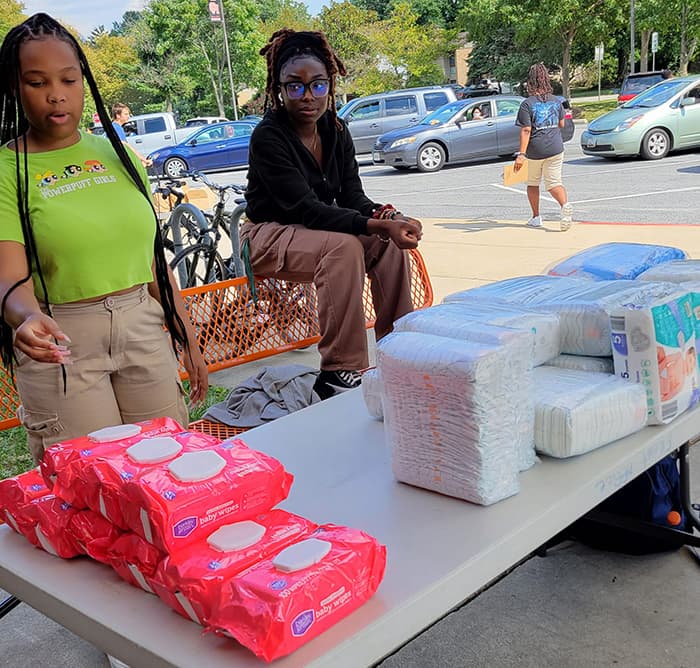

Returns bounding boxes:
[313,369,362,400]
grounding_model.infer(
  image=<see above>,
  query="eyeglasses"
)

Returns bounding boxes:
[280,79,330,99]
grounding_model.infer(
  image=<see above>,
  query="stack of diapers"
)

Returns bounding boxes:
[151,510,318,625]
[448,275,678,356]
[121,438,294,553]
[0,467,49,537]
[546,242,686,281]
[361,367,384,421]
[377,330,520,505]
[532,367,647,457]
[546,354,614,374]
[394,303,536,471]
[439,296,561,365]
[609,289,699,424]
[209,525,386,662]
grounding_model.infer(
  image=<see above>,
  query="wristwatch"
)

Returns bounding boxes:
[516,152,526,158]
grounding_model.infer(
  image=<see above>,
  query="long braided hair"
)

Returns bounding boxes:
[0,13,189,375]
[260,29,347,131]
[526,62,553,101]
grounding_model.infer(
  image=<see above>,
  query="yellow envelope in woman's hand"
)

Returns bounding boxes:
[503,161,528,186]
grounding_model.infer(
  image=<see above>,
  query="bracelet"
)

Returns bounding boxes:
[372,204,402,220]
[516,152,526,158]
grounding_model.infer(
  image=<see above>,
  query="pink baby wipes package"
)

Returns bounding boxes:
[67,510,123,564]
[33,496,83,558]
[40,417,184,507]
[151,510,318,625]
[122,438,294,553]
[0,467,51,536]
[84,431,221,529]
[209,525,387,663]
[107,532,166,593]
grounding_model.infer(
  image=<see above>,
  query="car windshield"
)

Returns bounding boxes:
[622,80,689,108]
[419,101,464,126]
[622,75,663,94]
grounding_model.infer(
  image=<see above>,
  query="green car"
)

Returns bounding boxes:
[581,75,700,160]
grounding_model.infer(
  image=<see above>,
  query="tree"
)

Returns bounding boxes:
[0,0,25,41]
[258,0,314,33]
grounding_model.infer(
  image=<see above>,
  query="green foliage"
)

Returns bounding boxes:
[0,0,25,42]
[572,99,618,122]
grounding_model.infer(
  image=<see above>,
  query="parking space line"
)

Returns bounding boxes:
[571,186,700,205]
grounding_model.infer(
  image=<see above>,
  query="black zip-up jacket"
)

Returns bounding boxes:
[245,109,378,236]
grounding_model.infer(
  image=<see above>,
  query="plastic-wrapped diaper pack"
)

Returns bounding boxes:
[394,304,536,471]
[0,467,50,537]
[440,294,561,365]
[122,438,294,553]
[84,431,222,529]
[32,495,83,558]
[107,533,166,593]
[209,524,387,663]
[41,417,185,507]
[532,367,648,457]
[67,510,123,564]
[609,290,699,424]
[546,354,614,374]
[451,275,679,357]
[638,259,700,283]
[151,510,318,625]
[361,367,384,421]
[378,331,520,505]
[547,242,686,281]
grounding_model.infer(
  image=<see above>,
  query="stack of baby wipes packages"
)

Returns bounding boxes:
[0,418,386,662]
[364,243,700,505]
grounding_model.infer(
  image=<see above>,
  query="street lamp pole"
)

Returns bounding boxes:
[630,0,635,74]
[219,1,239,120]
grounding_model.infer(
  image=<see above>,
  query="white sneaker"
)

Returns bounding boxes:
[526,215,543,228]
[560,203,573,231]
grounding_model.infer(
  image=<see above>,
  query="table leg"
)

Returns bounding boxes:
[0,595,21,619]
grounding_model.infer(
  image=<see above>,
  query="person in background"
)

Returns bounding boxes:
[0,13,208,465]
[514,62,573,231]
[241,29,422,400]
[111,102,152,167]
[661,69,674,80]
[472,107,484,120]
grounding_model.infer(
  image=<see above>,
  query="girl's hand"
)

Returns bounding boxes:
[387,215,423,249]
[183,346,209,405]
[513,153,526,172]
[13,313,72,364]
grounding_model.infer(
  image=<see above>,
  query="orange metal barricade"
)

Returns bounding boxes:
[0,249,433,437]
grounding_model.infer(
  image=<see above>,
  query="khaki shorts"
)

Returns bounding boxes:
[526,151,564,190]
[15,285,188,464]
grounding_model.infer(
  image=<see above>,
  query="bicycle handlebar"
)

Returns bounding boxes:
[182,169,246,196]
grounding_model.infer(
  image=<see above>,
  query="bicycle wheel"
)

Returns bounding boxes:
[170,243,226,289]
[225,202,247,278]
[161,203,210,255]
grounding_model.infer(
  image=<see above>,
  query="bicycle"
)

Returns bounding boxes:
[167,170,316,351]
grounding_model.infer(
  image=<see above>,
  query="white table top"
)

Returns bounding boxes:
[1,391,698,668]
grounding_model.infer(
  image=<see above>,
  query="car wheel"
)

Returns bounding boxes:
[164,157,188,178]
[417,143,446,172]
[640,128,670,160]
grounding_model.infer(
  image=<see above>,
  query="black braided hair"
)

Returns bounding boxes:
[527,62,553,101]
[0,13,190,376]
[260,29,347,131]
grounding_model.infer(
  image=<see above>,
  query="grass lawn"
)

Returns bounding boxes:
[570,87,616,98]
[0,381,231,479]
[571,99,618,122]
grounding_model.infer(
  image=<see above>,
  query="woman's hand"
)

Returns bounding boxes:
[183,345,209,405]
[387,215,423,249]
[513,153,526,172]
[13,313,72,364]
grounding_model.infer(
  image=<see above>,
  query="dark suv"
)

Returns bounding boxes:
[618,71,666,104]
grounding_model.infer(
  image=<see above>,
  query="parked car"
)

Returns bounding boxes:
[337,86,457,154]
[372,96,524,172]
[372,94,574,173]
[148,121,257,177]
[123,112,185,156]
[618,71,667,104]
[581,75,700,160]
[184,116,229,127]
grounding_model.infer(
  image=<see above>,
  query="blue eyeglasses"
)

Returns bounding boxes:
[281,79,330,99]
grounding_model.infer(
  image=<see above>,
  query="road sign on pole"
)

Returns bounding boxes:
[595,44,604,100]
[651,31,658,70]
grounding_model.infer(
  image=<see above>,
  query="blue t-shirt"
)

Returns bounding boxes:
[515,94,564,160]
[112,121,127,141]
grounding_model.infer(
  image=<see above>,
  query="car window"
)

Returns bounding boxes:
[196,127,224,143]
[424,92,449,111]
[385,96,418,117]
[232,124,253,137]
[622,74,664,94]
[682,86,700,104]
[496,99,521,116]
[420,101,464,126]
[622,79,690,108]
[349,100,380,120]
[143,117,166,133]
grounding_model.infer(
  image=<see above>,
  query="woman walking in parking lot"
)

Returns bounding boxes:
[0,13,207,465]
[514,62,573,231]
[241,29,423,400]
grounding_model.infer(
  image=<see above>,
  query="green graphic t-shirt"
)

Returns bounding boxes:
[0,132,155,303]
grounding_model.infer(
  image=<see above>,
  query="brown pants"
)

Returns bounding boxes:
[15,285,189,464]
[240,221,414,371]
